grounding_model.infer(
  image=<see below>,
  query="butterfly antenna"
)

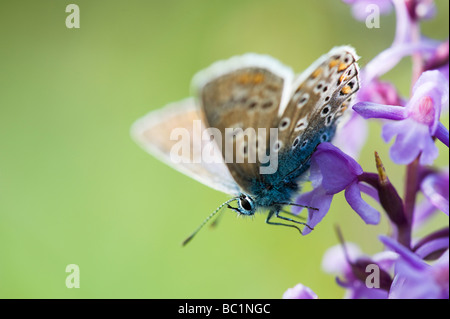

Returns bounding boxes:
[182,197,238,246]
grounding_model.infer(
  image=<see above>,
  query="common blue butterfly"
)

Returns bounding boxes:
[132,46,360,244]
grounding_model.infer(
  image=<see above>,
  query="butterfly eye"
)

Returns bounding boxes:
[240,198,252,211]
[238,195,254,214]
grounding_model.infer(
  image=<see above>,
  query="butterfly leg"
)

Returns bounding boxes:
[265,210,304,235]
[280,209,307,221]
[275,211,314,231]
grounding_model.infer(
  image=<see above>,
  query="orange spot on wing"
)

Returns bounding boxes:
[341,85,352,95]
[329,59,339,69]
[338,63,347,72]
[311,68,322,78]
[253,73,265,84]
[238,72,265,84]
[339,73,347,84]
[238,73,251,84]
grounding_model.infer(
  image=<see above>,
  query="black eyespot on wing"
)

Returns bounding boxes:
[321,106,330,116]
[273,140,282,151]
[292,136,300,148]
[326,115,333,125]
[300,139,308,149]
[348,80,355,89]
[262,101,274,109]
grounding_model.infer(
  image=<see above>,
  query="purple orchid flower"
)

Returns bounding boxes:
[359,38,438,94]
[357,78,405,107]
[392,0,413,45]
[294,143,381,235]
[412,228,449,261]
[353,0,439,102]
[282,0,447,300]
[380,235,449,299]
[282,283,318,299]
[404,0,437,21]
[412,166,448,233]
[322,242,396,299]
[339,0,438,160]
[420,169,449,216]
[424,40,449,89]
[342,0,393,21]
[353,70,449,165]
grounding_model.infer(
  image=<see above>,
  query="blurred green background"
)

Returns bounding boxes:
[0,0,448,299]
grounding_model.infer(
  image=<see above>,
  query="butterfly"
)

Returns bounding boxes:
[131,46,360,245]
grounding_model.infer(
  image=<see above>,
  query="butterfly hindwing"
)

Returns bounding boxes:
[131,98,240,195]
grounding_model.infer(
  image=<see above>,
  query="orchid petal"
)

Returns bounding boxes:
[344,182,381,224]
[283,283,318,299]
[295,186,333,236]
[312,143,363,194]
[353,102,407,120]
